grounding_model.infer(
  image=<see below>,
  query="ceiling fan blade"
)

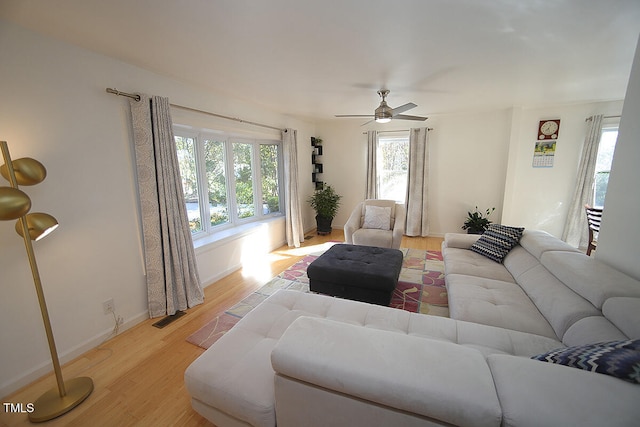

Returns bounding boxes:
[361,119,374,126]
[391,102,417,115]
[393,114,428,121]
[335,114,374,118]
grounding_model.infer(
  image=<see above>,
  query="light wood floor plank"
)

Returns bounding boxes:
[0,230,442,426]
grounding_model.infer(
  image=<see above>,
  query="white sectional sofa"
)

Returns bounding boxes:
[185,230,640,427]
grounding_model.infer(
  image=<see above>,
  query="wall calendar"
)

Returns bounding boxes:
[533,119,560,168]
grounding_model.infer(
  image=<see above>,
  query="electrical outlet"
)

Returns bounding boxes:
[102,298,115,314]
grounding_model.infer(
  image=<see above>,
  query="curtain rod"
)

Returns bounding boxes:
[585,114,621,122]
[106,88,285,132]
[362,128,433,134]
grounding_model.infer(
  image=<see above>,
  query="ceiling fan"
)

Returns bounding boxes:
[335,89,428,125]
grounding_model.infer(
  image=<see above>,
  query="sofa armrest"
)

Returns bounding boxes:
[443,232,481,249]
[488,354,640,427]
[392,203,406,249]
[343,203,363,244]
[271,316,502,427]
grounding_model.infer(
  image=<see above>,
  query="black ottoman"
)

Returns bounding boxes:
[307,244,404,306]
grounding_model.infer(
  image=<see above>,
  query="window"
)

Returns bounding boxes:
[593,126,618,207]
[174,127,283,238]
[377,135,409,203]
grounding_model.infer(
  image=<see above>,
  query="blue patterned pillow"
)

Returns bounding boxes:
[469,224,524,263]
[531,339,640,384]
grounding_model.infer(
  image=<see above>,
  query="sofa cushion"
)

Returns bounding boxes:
[515,264,600,340]
[446,273,558,339]
[443,232,481,249]
[502,245,541,280]
[603,297,640,339]
[443,247,516,283]
[470,224,524,263]
[531,339,640,384]
[359,199,397,223]
[362,205,391,230]
[541,251,640,309]
[272,317,503,427]
[518,229,580,259]
[488,354,640,427]
[352,228,393,248]
[562,316,629,347]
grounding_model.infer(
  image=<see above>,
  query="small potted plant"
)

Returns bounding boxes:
[308,184,341,235]
[462,206,495,234]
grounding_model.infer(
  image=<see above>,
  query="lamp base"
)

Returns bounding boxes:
[28,377,94,423]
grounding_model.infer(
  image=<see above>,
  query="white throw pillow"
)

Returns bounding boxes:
[363,205,392,230]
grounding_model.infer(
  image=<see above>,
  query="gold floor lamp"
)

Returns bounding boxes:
[0,141,93,422]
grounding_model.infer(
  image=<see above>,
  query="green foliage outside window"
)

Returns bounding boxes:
[233,142,255,219]
[205,139,229,225]
[261,144,280,213]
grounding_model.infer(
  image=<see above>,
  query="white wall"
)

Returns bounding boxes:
[311,121,368,229]
[597,36,640,280]
[0,20,315,397]
[317,110,513,236]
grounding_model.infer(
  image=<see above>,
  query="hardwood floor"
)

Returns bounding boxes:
[0,230,443,427]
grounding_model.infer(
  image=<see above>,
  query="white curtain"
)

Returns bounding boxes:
[283,128,305,247]
[404,127,430,236]
[365,130,378,199]
[129,95,204,318]
[562,114,603,249]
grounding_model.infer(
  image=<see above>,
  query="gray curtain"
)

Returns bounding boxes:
[129,95,204,318]
[562,114,603,249]
[365,130,378,199]
[283,128,305,248]
[404,127,430,236]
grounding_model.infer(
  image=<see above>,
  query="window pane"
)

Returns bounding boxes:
[594,129,618,207]
[175,135,202,233]
[260,144,280,214]
[233,142,255,219]
[378,137,409,203]
[204,139,229,227]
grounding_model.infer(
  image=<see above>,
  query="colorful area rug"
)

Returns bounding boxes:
[186,248,447,350]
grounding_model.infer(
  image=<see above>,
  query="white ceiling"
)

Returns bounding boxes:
[2,0,640,121]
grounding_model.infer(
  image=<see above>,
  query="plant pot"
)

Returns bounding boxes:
[467,228,485,235]
[316,215,333,235]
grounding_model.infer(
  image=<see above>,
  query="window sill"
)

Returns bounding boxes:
[193,215,285,253]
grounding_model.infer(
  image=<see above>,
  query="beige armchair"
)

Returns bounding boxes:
[344,199,405,249]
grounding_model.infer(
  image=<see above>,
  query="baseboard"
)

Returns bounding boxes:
[200,264,241,288]
[200,238,287,288]
[0,310,149,399]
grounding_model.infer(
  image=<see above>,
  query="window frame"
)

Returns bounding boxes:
[174,126,284,241]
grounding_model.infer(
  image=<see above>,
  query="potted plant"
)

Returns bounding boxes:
[308,184,341,235]
[462,206,495,234]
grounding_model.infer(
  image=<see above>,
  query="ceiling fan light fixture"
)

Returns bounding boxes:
[336,89,426,124]
[375,102,393,123]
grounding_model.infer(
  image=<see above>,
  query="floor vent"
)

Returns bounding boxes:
[152,310,186,329]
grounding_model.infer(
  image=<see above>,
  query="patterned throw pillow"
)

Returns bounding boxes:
[469,224,525,263]
[362,205,391,230]
[531,339,640,384]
